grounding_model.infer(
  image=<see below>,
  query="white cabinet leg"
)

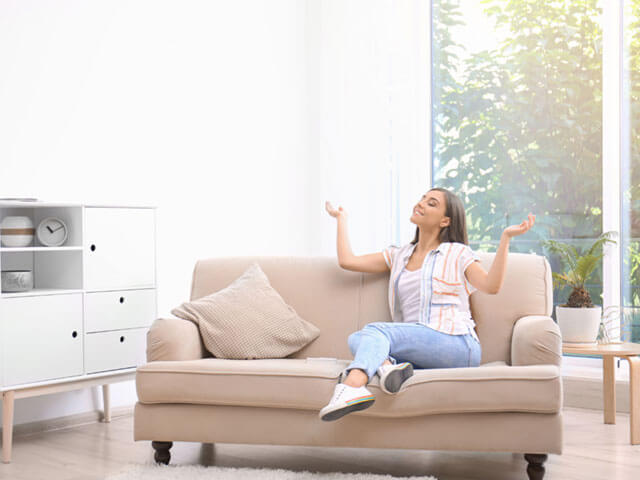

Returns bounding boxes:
[2,390,15,464]
[102,384,111,423]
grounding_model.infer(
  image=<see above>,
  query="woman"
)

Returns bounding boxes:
[319,188,535,422]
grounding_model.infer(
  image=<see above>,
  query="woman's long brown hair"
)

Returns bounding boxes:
[410,187,469,245]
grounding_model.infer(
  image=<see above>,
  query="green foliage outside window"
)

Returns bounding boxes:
[431,0,640,340]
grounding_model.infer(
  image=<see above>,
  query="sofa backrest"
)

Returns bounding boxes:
[189,256,364,360]
[189,252,552,365]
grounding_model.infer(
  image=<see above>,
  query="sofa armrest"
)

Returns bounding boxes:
[511,315,562,367]
[146,317,207,362]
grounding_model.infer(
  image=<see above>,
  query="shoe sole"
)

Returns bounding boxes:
[383,363,414,394]
[320,396,375,422]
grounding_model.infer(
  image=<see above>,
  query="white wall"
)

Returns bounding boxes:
[0,0,310,426]
[0,0,429,427]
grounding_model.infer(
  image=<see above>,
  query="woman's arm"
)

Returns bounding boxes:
[465,213,536,294]
[325,201,389,273]
[336,215,356,267]
[326,201,356,266]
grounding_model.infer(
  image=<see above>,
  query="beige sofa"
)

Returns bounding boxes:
[134,252,563,480]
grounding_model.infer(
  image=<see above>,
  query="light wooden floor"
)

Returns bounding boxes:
[1,407,639,480]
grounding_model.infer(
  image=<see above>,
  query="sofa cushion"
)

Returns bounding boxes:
[171,263,320,359]
[135,359,562,417]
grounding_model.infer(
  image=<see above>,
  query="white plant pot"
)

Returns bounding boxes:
[555,305,602,344]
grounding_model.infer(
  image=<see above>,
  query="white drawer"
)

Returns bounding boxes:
[1,294,83,386]
[84,289,156,333]
[84,328,147,374]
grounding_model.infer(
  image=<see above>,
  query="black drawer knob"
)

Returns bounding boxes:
[119,297,125,304]
[72,331,78,338]
[90,244,96,252]
[120,336,125,343]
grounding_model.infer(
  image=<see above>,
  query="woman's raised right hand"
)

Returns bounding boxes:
[325,201,347,220]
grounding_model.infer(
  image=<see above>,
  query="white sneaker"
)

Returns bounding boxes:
[319,383,375,421]
[377,362,413,394]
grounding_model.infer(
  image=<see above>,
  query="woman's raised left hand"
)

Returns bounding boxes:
[503,213,535,238]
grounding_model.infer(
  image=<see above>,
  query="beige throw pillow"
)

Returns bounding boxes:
[171,262,320,359]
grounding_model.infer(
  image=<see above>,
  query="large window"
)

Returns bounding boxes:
[431,0,604,314]
[623,0,640,342]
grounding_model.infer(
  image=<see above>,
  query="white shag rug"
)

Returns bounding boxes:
[104,463,438,480]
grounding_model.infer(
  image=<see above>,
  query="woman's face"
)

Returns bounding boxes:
[410,189,450,229]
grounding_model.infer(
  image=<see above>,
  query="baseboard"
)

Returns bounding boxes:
[1,405,134,439]
[563,375,630,413]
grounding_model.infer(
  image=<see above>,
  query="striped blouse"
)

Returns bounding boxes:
[382,241,481,341]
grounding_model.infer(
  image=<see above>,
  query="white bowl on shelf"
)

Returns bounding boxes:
[0,215,34,247]
[1,270,34,292]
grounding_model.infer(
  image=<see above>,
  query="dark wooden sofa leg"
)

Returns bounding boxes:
[152,441,173,465]
[524,453,548,480]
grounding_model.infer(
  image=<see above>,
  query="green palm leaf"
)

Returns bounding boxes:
[585,231,617,257]
[573,254,602,286]
[552,272,570,289]
[566,270,582,288]
[544,231,618,292]
[543,239,578,271]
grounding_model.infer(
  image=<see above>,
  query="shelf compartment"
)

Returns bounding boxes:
[1,250,83,293]
[0,206,82,248]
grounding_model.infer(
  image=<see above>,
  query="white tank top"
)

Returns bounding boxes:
[396,266,422,323]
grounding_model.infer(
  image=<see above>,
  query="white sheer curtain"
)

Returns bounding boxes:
[306,0,430,257]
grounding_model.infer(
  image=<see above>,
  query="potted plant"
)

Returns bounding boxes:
[543,231,617,344]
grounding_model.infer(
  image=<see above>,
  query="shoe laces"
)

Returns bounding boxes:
[331,384,348,403]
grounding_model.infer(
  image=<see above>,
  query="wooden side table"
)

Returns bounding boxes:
[562,342,640,445]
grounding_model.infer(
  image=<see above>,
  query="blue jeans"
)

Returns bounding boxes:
[346,322,482,382]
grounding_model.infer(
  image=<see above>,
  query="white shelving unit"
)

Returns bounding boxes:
[0,201,157,463]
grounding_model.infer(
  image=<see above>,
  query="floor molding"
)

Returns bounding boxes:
[1,405,134,439]
[563,375,630,413]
